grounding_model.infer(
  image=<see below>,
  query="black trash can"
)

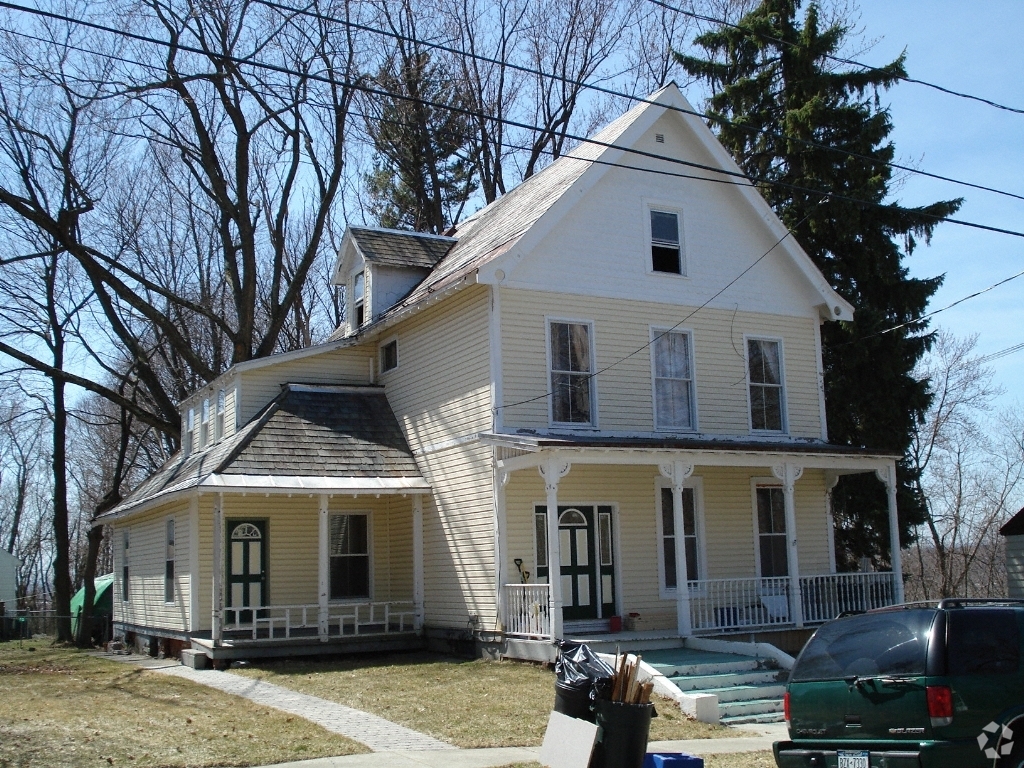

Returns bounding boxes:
[554,681,595,722]
[591,699,654,768]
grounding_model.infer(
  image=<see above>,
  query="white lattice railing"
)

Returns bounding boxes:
[502,584,552,639]
[800,572,896,624]
[222,601,417,642]
[689,576,794,632]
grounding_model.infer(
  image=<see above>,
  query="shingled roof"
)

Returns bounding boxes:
[102,384,427,519]
[349,227,455,269]
[1001,507,1024,536]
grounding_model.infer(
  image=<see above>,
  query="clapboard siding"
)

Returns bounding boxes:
[500,288,822,439]
[382,285,497,628]
[113,503,192,632]
[238,349,374,425]
[1007,537,1024,598]
[503,463,833,631]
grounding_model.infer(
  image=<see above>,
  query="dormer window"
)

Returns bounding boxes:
[200,397,210,448]
[650,209,682,274]
[185,408,195,454]
[353,271,365,328]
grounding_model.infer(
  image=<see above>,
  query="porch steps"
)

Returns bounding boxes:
[564,632,685,655]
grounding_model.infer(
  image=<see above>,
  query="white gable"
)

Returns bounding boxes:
[477,85,852,323]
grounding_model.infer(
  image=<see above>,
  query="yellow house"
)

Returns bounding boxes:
[99,84,903,663]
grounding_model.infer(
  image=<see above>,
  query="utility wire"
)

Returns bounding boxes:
[252,0,1024,204]
[979,342,1024,364]
[3,0,1024,242]
[647,0,1024,116]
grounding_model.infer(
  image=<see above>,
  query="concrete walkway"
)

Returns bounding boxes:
[98,652,783,767]
[99,653,454,752]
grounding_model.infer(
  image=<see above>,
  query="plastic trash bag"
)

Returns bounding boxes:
[555,640,615,699]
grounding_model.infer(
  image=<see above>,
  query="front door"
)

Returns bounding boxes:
[225,520,266,625]
[536,505,616,622]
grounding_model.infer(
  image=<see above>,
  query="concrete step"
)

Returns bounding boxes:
[718,696,785,719]
[721,710,788,726]
[669,668,783,690]
[651,658,761,677]
[692,682,787,704]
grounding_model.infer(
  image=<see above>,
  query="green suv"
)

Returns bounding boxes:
[774,599,1024,768]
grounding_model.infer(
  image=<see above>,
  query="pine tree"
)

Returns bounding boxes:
[677,0,962,568]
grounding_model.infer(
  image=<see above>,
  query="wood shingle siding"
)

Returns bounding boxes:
[500,288,822,438]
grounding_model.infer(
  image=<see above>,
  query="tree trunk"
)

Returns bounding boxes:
[75,525,105,647]
[52,373,73,643]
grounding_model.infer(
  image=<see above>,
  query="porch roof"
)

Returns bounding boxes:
[482,431,900,473]
[99,384,429,521]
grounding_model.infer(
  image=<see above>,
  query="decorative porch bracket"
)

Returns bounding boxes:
[875,463,906,604]
[772,463,804,629]
[318,494,330,641]
[539,456,571,641]
[660,461,695,637]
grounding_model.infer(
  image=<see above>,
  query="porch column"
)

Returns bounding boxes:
[413,493,425,630]
[318,494,329,642]
[876,464,905,604]
[772,463,804,628]
[825,472,840,574]
[212,493,224,645]
[660,461,694,637]
[493,467,509,633]
[539,456,571,641]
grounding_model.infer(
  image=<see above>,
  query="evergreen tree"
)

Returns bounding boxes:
[677,0,962,568]
[364,50,477,235]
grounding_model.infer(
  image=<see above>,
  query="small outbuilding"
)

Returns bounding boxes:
[0,549,18,610]
[1000,507,1024,598]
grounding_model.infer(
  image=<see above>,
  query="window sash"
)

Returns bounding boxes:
[549,322,593,424]
[653,331,694,429]
[756,487,788,578]
[747,339,784,431]
[330,514,370,599]
[650,210,681,274]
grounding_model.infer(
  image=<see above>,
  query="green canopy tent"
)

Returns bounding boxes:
[71,573,115,643]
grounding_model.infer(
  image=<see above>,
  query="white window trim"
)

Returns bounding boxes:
[328,509,374,603]
[750,477,784,580]
[545,316,599,429]
[654,477,707,599]
[744,334,789,435]
[643,199,688,278]
[164,516,176,605]
[649,326,699,433]
[530,500,620,618]
[379,336,399,374]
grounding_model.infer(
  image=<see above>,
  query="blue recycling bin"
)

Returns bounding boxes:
[643,753,704,768]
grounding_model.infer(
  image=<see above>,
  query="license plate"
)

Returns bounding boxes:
[837,751,869,768]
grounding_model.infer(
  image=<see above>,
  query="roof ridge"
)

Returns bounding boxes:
[349,225,457,241]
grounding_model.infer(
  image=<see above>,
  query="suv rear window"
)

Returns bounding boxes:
[792,609,935,682]
[947,608,1020,675]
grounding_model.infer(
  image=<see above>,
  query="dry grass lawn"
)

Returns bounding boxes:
[0,640,367,768]
[231,652,737,748]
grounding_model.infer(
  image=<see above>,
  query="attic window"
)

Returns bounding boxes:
[381,339,398,373]
[650,210,682,274]
[353,271,365,327]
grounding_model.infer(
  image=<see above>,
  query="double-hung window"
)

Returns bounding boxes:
[122,531,130,602]
[215,390,226,441]
[650,210,682,274]
[756,486,788,578]
[164,519,175,603]
[185,408,195,454]
[353,272,365,328]
[549,321,595,425]
[652,330,695,430]
[659,486,700,592]
[200,398,210,448]
[380,339,398,373]
[330,514,370,599]
[747,338,785,432]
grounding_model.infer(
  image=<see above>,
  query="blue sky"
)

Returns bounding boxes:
[854,0,1024,408]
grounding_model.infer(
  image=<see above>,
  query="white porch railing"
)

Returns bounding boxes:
[222,601,417,642]
[502,584,552,639]
[800,572,896,624]
[689,576,795,632]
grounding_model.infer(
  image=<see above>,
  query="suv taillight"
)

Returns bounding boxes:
[784,691,790,722]
[926,685,953,727]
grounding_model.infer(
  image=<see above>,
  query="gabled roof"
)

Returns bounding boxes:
[1001,507,1024,536]
[101,384,427,520]
[348,227,455,269]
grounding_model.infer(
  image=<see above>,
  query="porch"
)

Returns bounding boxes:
[501,571,897,640]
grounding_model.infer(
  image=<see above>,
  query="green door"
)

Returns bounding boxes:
[225,520,266,625]
[535,505,616,622]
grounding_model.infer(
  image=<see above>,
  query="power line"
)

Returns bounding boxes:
[252,0,1024,205]
[647,0,1024,116]
[3,1,1024,243]
[979,342,1024,364]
